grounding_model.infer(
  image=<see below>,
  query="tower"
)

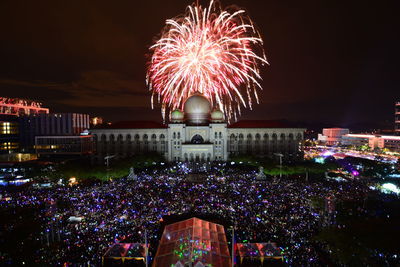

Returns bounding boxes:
[168,93,227,162]
[396,102,400,135]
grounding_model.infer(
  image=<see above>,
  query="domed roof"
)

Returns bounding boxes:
[184,94,211,124]
[170,109,184,122]
[211,109,224,122]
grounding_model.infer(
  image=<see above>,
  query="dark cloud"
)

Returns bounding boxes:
[0,71,151,108]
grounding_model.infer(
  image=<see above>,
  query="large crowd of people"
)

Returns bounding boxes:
[0,163,373,266]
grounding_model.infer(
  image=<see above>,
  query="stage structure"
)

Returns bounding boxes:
[153,217,231,267]
[102,243,146,266]
[235,242,285,266]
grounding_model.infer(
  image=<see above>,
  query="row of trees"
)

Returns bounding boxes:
[229,154,398,178]
[25,152,397,182]
[27,153,164,182]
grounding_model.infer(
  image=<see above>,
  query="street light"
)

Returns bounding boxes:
[274,153,284,178]
[104,155,116,169]
[104,155,116,182]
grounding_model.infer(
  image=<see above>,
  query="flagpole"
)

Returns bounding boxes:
[145,229,149,267]
[231,226,235,267]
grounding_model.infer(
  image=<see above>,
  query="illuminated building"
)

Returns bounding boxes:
[90,117,103,126]
[90,95,305,162]
[318,128,350,146]
[19,113,91,154]
[0,97,49,154]
[0,115,19,154]
[341,134,400,152]
[35,135,94,156]
[317,129,400,152]
[341,134,370,147]
[396,102,400,135]
[0,97,48,116]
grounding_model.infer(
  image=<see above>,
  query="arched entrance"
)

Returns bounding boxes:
[191,134,204,144]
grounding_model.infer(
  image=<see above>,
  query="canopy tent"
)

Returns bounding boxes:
[235,242,285,265]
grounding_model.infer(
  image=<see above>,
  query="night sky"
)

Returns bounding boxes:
[0,0,399,127]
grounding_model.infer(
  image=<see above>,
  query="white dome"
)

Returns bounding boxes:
[211,109,224,122]
[184,94,211,124]
[170,109,184,122]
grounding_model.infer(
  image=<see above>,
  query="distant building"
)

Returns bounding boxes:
[396,102,400,135]
[341,134,371,148]
[318,128,350,146]
[0,97,49,154]
[19,113,90,154]
[383,135,400,152]
[342,134,400,152]
[90,94,305,163]
[35,135,94,156]
[317,127,400,152]
[0,97,49,116]
[90,117,103,126]
[0,115,19,154]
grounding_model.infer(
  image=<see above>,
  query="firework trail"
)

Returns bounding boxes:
[147,0,268,121]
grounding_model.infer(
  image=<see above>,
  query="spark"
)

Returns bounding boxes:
[147,0,268,121]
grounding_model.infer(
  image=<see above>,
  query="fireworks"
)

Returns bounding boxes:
[147,0,268,121]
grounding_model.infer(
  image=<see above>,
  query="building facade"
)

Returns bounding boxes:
[0,97,49,154]
[0,97,49,116]
[318,128,350,146]
[341,134,371,148]
[19,113,90,152]
[35,135,94,156]
[0,115,19,154]
[396,102,400,135]
[91,95,305,163]
[341,134,400,152]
